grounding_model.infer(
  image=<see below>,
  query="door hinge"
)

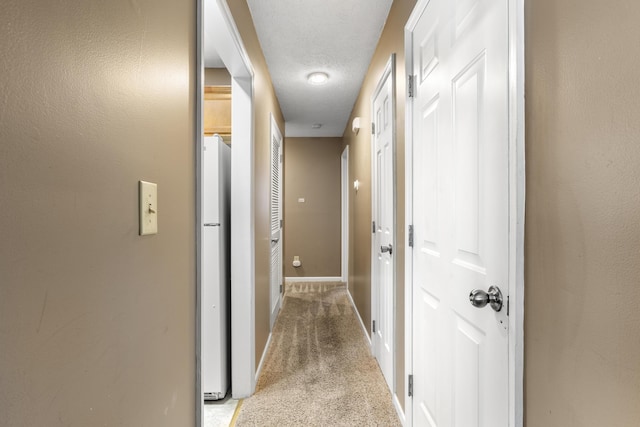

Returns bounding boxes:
[408,225,414,247]
[372,221,376,234]
[280,219,283,228]
[408,74,414,98]
[371,122,375,134]
[280,284,283,294]
[372,320,376,334]
[408,374,414,397]
[280,153,283,163]
[507,295,510,316]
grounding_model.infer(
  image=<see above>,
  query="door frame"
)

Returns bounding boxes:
[403,1,525,426]
[370,53,397,391]
[197,0,256,424]
[341,145,349,283]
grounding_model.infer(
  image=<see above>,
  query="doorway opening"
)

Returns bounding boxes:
[197,0,255,425]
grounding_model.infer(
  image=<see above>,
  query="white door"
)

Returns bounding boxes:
[408,0,509,425]
[341,146,349,283]
[269,116,283,329]
[372,55,396,391]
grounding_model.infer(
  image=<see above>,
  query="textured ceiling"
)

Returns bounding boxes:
[247,0,393,137]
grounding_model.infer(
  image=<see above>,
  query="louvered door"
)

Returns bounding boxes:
[270,118,283,328]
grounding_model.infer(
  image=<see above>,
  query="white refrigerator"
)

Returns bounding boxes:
[202,135,231,400]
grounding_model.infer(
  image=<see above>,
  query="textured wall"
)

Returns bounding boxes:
[224,0,286,370]
[525,0,640,425]
[283,137,342,278]
[0,0,196,425]
[342,0,416,410]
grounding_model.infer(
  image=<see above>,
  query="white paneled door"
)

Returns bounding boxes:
[372,55,396,392]
[270,116,283,329]
[408,0,509,426]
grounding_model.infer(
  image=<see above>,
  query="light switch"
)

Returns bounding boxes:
[298,198,305,203]
[139,181,158,235]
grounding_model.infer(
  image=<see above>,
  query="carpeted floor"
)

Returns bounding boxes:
[235,282,401,427]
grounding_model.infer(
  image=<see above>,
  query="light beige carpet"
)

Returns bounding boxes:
[235,282,401,427]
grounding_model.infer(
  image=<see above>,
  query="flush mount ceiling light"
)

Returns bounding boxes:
[307,72,329,85]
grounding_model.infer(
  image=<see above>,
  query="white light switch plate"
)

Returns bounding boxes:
[139,181,158,235]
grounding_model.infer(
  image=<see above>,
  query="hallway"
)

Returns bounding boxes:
[233,282,400,426]
[3,0,640,425]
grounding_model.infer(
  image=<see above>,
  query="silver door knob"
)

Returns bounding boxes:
[469,285,503,312]
[381,244,393,255]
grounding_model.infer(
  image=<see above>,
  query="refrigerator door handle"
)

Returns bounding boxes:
[203,223,220,227]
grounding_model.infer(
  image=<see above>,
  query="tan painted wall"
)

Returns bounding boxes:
[205,67,232,86]
[525,0,640,425]
[342,0,416,409]
[283,137,342,278]
[0,0,196,425]
[225,0,286,370]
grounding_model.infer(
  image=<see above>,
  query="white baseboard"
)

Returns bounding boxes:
[346,288,371,348]
[284,276,343,283]
[255,331,272,383]
[393,393,406,426]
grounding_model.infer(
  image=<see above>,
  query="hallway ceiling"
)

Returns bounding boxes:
[246,0,393,137]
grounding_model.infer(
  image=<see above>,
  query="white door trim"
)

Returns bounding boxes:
[507,1,526,425]
[229,74,255,400]
[341,145,349,283]
[198,1,256,419]
[371,53,397,393]
[403,1,525,426]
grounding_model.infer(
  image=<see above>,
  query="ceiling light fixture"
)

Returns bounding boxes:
[312,123,322,129]
[307,72,329,85]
